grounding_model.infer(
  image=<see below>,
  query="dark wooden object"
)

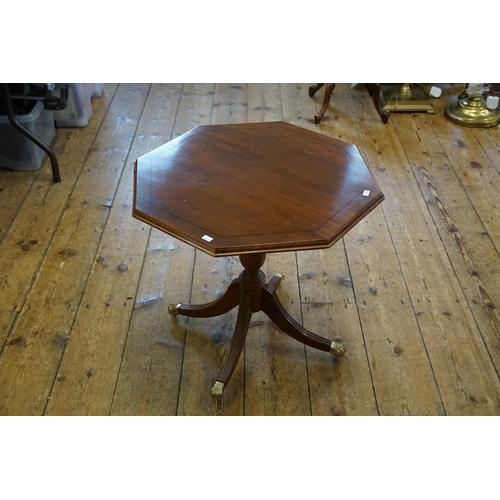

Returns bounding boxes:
[308,83,336,124]
[309,83,390,124]
[133,121,384,398]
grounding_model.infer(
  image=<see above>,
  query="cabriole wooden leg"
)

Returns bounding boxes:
[365,83,389,124]
[310,83,335,124]
[308,83,324,97]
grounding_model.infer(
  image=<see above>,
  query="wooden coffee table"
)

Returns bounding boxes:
[133,122,384,399]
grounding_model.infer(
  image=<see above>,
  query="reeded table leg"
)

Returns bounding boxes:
[211,289,253,400]
[261,284,345,356]
[169,278,241,318]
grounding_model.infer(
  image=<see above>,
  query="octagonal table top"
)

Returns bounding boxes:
[133,121,384,256]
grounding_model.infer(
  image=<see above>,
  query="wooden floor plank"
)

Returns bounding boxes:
[472,126,500,177]
[171,83,215,141]
[344,208,446,415]
[108,84,192,416]
[298,245,379,416]
[0,170,37,245]
[322,85,444,415]
[310,84,444,415]
[0,85,132,414]
[212,83,248,122]
[392,111,500,377]
[0,311,17,348]
[247,83,283,123]
[40,84,158,415]
[328,85,445,415]
[0,84,146,415]
[427,90,500,254]
[281,83,379,415]
[280,83,317,127]
[110,232,193,416]
[350,87,500,415]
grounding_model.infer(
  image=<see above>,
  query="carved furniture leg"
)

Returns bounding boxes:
[211,254,266,399]
[211,289,253,399]
[169,252,345,399]
[261,284,346,356]
[168,278,241,318]
[308,83,324,97]
[365,83,390,124]
[309,83,335,124]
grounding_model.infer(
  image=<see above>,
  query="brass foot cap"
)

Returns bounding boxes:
[274,272,285,281]
[211,381,225,400]
[168,303,181,315]
[330,341,346,357]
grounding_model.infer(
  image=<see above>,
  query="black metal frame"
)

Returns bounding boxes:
[0,83,61,183]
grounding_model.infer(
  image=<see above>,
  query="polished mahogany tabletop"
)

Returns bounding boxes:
[133,121,384,256]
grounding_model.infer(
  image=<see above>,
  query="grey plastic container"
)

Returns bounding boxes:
[0,101,55,171]
[53,83,94,127]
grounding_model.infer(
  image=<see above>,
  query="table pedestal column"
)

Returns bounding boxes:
[168,253,346,399]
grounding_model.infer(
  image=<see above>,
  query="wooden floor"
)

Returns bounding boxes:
[1,83,499,416]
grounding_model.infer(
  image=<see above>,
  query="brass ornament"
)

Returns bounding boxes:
[168,303,181,315]
[444,95,500,128]
[330,341,346,357]
[211,381,225,400]
[380,84,436,114]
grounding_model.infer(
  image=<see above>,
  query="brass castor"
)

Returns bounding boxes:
[330,341,346,357]
[268,272,285,291]
[168,303,181,315]
[211,381,225,400]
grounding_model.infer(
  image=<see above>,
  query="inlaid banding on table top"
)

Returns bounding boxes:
[133,121,384,257]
